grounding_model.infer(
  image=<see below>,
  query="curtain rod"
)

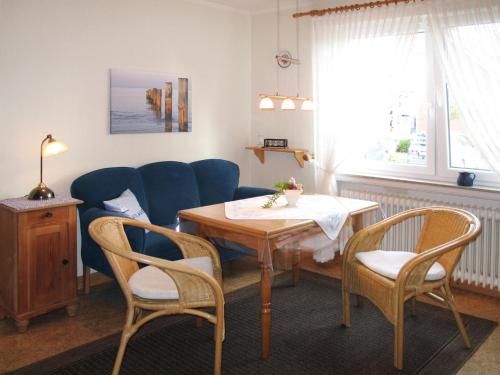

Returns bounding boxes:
[292,0,423,18]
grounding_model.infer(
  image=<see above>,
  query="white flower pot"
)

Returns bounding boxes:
[284,189,302,207]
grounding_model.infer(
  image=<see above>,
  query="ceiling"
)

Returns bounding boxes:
[202,0,313,14]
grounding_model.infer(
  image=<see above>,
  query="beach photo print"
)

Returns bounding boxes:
[110,69,192,134]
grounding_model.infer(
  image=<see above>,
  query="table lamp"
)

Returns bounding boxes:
[28,134,68,200]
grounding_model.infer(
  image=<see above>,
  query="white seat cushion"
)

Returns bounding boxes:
[128,256,214,300]
[355,250,446,281]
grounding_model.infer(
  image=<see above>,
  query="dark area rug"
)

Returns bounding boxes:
[9,272,496,375]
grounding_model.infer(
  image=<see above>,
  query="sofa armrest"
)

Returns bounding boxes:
[234,186,276,200]
[81,208,146,252]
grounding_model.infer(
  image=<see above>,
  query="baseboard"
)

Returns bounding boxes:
[451,279,500,298]
[77,272,113,291]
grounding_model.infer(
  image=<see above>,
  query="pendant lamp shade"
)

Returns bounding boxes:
[301,99,314,111]
[281,98,296,110]
[259,96,275,110]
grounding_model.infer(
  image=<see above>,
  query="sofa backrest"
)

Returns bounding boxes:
[71,159,240,226]
[190,159,239,206]
[71,167,149,216]
[138,161,201,226]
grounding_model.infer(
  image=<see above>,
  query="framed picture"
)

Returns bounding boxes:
[264,138,288,148]
[110,69,192,134]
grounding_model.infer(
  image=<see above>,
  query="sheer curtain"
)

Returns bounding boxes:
[429,0,500,174]
[312,4,424,194]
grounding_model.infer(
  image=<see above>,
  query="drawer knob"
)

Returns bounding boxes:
[62,259,69,266]
[43,212,53,218]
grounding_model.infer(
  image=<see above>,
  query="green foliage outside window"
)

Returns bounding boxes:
[396,138,411,153]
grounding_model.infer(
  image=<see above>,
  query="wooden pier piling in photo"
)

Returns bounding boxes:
[164,82,172,132]
[178,78,188,132]
[146,88,162,113]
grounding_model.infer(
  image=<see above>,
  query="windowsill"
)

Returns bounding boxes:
[337,173,500,201]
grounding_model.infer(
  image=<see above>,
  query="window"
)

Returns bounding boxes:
[341,21,500,187]
[363,33,428,168]
[447,92,490,171]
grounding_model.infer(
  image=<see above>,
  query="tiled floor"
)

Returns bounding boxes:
[0,256,498,374]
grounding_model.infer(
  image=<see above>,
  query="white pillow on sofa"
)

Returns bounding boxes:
[103,189,151,230]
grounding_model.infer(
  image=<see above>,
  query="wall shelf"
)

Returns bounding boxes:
[246,146,314,168]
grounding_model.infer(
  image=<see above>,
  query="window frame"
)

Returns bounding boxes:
[338,25,500,188]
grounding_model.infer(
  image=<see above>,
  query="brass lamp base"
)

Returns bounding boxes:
[28,183,55,200]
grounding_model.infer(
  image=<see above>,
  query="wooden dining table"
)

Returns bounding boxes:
[178,196,379,359]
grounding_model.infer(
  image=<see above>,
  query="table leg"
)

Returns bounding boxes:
[292,250,301,287]
[352,214,364,307]
[261,262,272,359]
[351,214,364,233]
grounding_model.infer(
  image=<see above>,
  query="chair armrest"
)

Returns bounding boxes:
[234,186,276,200]
[88,232,223,306]
[81,208,145,252]
[106,219,223,286]
[343,208,430,262]
[150,225,222,283]
[342,224,388,264]
[396,222,481,291]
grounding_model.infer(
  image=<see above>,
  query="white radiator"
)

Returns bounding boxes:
[340,187,500,291]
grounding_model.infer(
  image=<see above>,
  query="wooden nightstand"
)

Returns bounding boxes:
[0,196,82,332]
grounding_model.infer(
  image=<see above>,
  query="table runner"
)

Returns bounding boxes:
[225,194,349,241]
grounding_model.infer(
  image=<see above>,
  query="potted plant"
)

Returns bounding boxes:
[262,177,303,208]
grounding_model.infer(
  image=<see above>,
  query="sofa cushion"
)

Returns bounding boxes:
[71,167,149,216]
[190,159,239,206]
[128,257,214,300]
[355,250,446,281]
[103,189,151,230]
[139,162,201,226]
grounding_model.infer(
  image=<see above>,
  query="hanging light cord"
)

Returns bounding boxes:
[296,0,300,97]
[276,0,280,96]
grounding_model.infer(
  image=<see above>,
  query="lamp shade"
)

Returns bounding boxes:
[301,99,314,111]
[281,98,296,110]
[43,139,68,156]
[259,96,275,110]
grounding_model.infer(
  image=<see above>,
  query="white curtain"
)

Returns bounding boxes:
[312,3,424,194]
[428,0,500,174]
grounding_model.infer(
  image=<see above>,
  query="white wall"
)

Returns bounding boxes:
[0,0,252,275]
[0,0,252,201]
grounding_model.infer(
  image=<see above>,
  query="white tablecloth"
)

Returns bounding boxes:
[225,194,349,241]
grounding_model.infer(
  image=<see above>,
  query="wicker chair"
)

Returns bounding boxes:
[89,217,224,375]
[341,207,481,369]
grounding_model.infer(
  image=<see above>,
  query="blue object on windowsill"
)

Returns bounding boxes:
[457,171,476,187]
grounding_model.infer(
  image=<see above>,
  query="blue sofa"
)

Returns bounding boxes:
[71,159,275,278]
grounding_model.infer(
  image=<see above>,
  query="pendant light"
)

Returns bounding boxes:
[258,0,313,112]
[301,99,314,111]
[281,98,296,110]
[259,96,275,110]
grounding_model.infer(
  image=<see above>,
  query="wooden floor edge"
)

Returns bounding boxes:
[77,271,113,291]
[451,279,500,299]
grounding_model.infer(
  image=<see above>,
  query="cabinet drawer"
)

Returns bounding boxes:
[25,207,69,226]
